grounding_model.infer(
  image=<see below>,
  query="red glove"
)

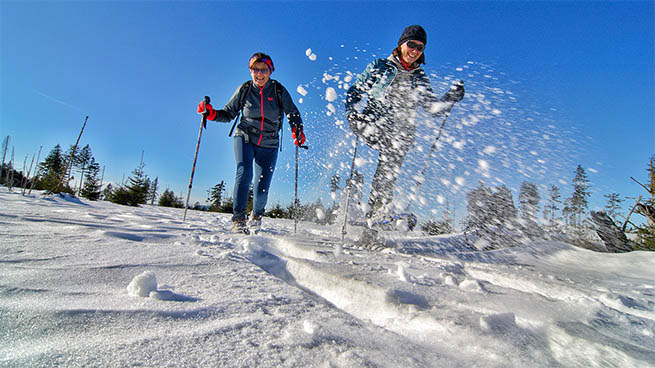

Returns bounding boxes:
[292,126,305,146]
[197,100,217,120]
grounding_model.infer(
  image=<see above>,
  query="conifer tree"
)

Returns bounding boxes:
[519,181,540,222]
[125,158,150,205]
[74,145,92,195]
[266,203,287,218]
[158,188,183,208]
[80,157,102,200]
[603,193,623,222]
[568,165,591,227]
[101,183,113,200]
[492,185,518,221]
[465,181,492,231]
[543,185,561,223]
[208,181,225,212]
[109,155,150,206]
[36,144,65,190]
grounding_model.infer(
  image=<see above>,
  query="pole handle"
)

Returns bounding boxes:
[201,96,210,129]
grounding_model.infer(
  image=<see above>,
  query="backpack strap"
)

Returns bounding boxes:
[228,81,252,137]
[271,80,287,151]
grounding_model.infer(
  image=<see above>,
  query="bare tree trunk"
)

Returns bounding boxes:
[22,151,37,195]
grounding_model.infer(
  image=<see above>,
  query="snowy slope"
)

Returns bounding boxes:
[1,190,654,367]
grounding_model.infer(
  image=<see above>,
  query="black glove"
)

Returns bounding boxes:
[348,112,384,150]
[443,81,465,103]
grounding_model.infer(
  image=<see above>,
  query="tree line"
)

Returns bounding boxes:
[457,160,654,251]
[1,140,103,199]
[3,137,652,251]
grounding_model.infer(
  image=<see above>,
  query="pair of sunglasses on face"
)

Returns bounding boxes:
[406,40,425,52]
[250,67,271,75]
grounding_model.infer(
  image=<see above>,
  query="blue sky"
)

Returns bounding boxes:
[2,1,653,223]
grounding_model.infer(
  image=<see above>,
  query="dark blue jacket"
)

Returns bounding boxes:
[213,79,302,148]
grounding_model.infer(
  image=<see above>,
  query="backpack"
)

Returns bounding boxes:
[228,80,284,137]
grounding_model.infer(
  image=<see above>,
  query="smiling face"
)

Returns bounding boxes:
[399,40,425,65]
[250,61,271,87]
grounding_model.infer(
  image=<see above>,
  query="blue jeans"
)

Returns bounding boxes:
[232,136,278,221]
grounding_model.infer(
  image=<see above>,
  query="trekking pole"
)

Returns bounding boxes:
[183,96,210,222]
[406,82,464,212]
[341,137,360,241]
[407,111,450,211]
[294,143,309,233]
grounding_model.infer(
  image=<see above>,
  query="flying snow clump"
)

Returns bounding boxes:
[306,48,317,61]
[325,87,337,102]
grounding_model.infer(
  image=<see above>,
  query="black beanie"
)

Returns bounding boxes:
[398,25,427,46]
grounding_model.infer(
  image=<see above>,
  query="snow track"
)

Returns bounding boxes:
[235,233,655,368]
[241,237,461,354]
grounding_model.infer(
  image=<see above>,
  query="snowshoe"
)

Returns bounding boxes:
[248,214,262,234]
[231,219,250,235]
[356,228,388,250]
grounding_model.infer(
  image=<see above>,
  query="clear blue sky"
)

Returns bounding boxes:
[2,1,653,223]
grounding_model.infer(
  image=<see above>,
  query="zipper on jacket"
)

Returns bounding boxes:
[257,85,264,146]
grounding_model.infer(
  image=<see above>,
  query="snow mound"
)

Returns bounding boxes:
[127,271,157,297]
[127,271,198,302]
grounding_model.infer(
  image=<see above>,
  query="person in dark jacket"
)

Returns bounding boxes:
[198,52,306,233]
[345,25,464,241]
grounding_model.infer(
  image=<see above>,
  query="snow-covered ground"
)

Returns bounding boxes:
[1,190,654,367]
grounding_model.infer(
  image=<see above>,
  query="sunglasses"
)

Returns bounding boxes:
[406,40,425,52]
[250,67,270,75]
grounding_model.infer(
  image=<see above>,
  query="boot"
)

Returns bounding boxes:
[248,213,262,234]
[231,218,250,235]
